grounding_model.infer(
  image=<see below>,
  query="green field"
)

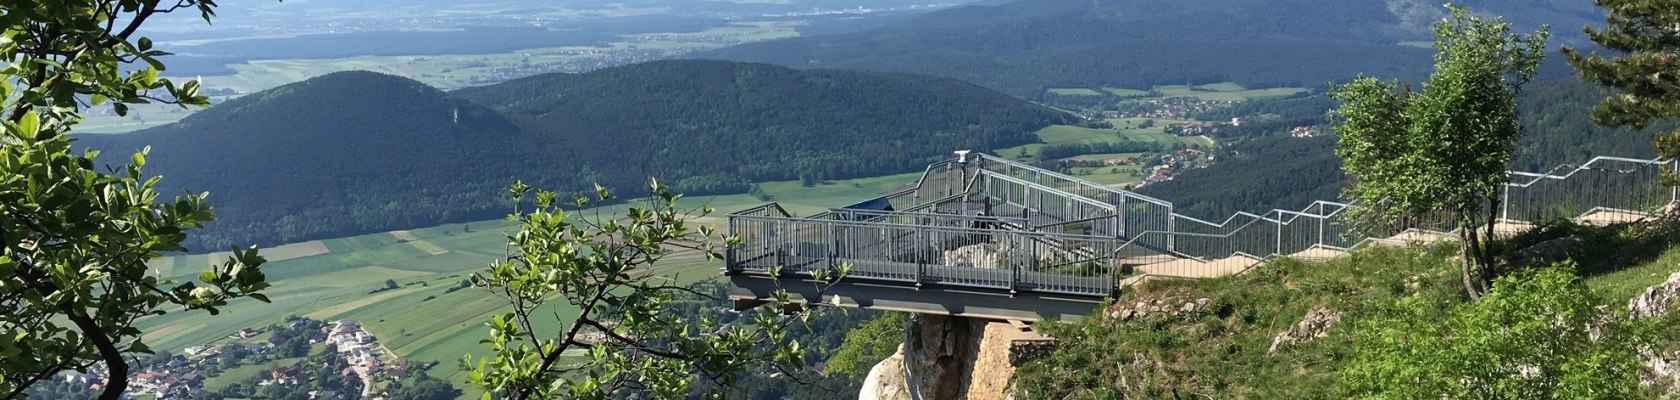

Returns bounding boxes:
[1048,87,1105,96]
[1101,87,1151,97]
[1067,165,1146,186]
[136,171,924,394]
[990,124,1208,187]
[1155,82,1308,102]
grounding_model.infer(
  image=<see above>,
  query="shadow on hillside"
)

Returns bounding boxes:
[1496,217,1680,278]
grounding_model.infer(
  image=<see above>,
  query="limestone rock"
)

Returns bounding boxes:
[859,317,1057,400]
[1268,307,1341,354]
[1629,272,1680,319]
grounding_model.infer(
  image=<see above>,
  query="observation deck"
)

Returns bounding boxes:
[724,152,1674,321]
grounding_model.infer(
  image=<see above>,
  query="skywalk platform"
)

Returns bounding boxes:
[724,152,1672,321]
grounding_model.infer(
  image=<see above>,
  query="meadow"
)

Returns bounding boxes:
[1049,81,1307,103]
[137,171,920,393]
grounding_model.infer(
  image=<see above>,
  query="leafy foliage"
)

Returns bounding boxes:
[464,181,839,399]
[0,1,269,399]
[1564,0,1680,186]
[1343,264,1656,399]
[824,312,908,380]
[1331,7,1548,297]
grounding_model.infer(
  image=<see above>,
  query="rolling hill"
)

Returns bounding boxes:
[79,60,1073,250]
[698,0,1602,96]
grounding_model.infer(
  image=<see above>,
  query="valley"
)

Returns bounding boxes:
[15,0,1680,399]
[132,172,921,398]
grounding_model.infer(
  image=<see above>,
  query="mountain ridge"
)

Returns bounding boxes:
[80,60,1073,249]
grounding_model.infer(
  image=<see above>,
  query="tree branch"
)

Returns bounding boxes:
[63,305,127,400]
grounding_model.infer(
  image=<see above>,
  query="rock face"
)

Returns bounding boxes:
[1268,307,1341,354]
[945,243,1004,269]
[1629,272,1680,319]
[860,316,1055,400]
[1629,272,1680,393]
[1108,297,1211,321]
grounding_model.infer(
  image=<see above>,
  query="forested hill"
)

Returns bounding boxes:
[698,0,1599,96]
[1138,78,1666,221]
[80,60,1072,250]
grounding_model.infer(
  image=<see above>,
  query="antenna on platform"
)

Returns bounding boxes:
[954,150,972,163]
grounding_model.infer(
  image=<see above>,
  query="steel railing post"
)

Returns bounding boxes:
[1275,210,1283,257]
[826,222,837,277]
[1119,195,1128,237]
[775,221,787,274]
[725,217,736,274]
[1010,235,1022,293]
[1167,205,1177,253]
[1501,184,1511,221]
[915,226,927,286]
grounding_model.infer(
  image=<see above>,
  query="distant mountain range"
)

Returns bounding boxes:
[698,0,1603,96]
[79,60,1072,250]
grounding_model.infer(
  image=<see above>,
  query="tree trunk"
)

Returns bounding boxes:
[1460,233,1482,300]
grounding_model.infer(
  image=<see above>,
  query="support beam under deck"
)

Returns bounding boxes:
[728,275,1107,322]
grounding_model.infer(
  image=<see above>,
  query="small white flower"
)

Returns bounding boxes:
[190,287,214,299]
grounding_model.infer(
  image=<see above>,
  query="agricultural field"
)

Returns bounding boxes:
[1045,81,1306,103]
[1048,87,1105,96]
[138,171,922,394]
[1101,87,1151,97]
[1157,82,1308,102]
[80,22,802,133]
[1066,165,1147,186]
[996,124,1210,161]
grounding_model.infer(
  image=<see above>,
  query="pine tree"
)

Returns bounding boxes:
[1564,0,1680,184]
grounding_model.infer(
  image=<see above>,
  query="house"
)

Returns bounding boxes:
[238,328,261,339]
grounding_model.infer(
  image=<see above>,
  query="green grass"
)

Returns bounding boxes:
[1019,244,1468,398]
[1048,88,1105,96]
[1101,87,1150,97]
[1019,219,1680,398]
[1066,166,1145,186]
[203,356,309,391]
[134,169,932,396]
[994,123,1208,163]
[1144,82,1307,102]
[1064,152,1147,162]
[1192,82,1248,92]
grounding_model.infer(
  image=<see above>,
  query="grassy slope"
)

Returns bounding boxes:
[137,172,918,395]
[994,123,1209,187]
[1018,220,1680,399]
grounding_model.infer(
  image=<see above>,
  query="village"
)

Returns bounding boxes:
[42,317,425,400]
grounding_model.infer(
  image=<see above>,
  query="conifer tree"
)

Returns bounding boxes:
[1564,0,1680,184]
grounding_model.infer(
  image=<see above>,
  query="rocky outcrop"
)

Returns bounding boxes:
[945,243,1004,269]
[1268,307,1341,354]
[1629,272,1680,319]
[1630,272,1680,394]
[1108,297,1211,321]
[860,316,1055,400]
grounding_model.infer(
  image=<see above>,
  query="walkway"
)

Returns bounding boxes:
[724,153,1672,319]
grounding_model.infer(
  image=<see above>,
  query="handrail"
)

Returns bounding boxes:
[725,152,1673,296]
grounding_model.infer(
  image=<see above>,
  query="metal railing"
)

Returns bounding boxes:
[724,214,1124,296]
[726,154,1675,296]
